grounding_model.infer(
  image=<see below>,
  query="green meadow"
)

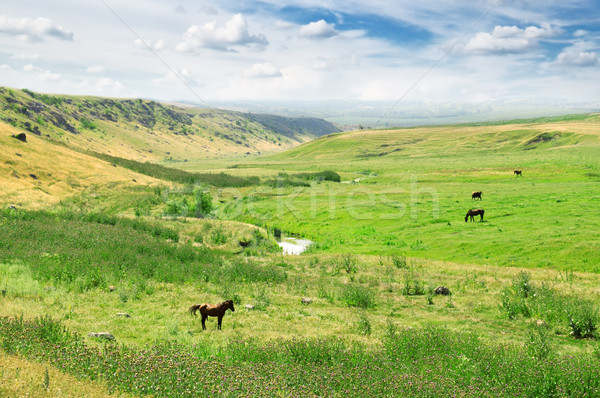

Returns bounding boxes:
[218,115,600,271]
[1,113,600,396]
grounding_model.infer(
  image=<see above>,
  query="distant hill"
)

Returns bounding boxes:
[0,86,340,164]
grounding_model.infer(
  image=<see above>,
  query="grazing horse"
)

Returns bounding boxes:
[189,300,235,330]
[514,170,522,176]
[465,209,485,222]
[471,191,482,200]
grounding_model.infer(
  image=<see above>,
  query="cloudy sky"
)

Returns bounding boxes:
[0,0,598,106]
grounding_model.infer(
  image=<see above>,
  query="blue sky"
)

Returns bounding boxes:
[0,0,598,108]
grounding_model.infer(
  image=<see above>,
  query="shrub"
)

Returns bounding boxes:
[79,117,97,130]
[390,253,408,269]
[401,268,426,296]
[513,272,534,298]
[340,284,375,309]
[501,287,531,319]
[566,301,599,339]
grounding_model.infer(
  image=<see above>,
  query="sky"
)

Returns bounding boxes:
[0,0,599,110]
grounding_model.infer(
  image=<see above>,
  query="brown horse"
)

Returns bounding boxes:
[514,170,522,176]
[465,209,484,222]
[189,300,235,330]
[471,191,482,200]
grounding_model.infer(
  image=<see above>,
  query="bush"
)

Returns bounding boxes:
[340,284,375,309]
[401,268,426,296]
[391,253,407,269]
[79,117,97,130]
[566,301,598,339]
[513,272,534,298]
[501,287,531,319]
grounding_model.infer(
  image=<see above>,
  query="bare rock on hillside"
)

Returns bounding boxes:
[301,297,313,305]
[12,132,27,142]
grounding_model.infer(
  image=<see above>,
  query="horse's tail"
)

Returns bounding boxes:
[189,304,202,316]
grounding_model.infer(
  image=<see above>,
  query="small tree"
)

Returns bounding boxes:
[193,186,213,218]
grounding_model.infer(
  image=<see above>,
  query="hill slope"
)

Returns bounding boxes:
[0,87,340,164]
[264,113,600,162]
[0,121,158,209]
[226,113,600,271]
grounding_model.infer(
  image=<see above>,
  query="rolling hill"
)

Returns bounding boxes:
[0,86,340,165]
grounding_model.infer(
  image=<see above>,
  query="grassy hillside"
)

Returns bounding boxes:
[2,110,600,397]
[0,121,160,209]
[221,114,600,271]
[0,86,340,165]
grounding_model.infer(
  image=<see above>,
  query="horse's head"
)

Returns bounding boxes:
[227,300,235,312]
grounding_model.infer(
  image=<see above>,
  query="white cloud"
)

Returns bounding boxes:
[86,65,104,73]
[10,53,38,60]
[243,62,282,78]
[0,64,11,70]
[462,23,556,54]
[22,63,60,81]
[153,68,199,86]
[176,13,268,52]
[134,38,166,51]
[299,20,338,40]
[0,15,73,42]
[556,49,599,67]
[154,39,166,50]
[275,20,294,29]
[94,77,124,93]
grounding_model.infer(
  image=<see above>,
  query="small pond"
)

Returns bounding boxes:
[277,237,313,255]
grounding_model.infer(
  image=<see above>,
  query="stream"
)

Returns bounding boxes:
[277,237,313,255]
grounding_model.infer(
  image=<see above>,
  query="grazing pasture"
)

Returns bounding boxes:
[1,113,600,396]
[223,114,600,271]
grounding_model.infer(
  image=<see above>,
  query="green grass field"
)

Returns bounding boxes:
[218,114,600,271]
[1,113,600,396]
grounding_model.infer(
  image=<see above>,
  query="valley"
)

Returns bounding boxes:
[1,88,600,396]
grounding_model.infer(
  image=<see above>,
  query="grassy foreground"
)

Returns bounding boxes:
[2,209,600,396]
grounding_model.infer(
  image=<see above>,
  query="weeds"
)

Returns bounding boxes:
[339,284,375,309]
[401,267,426,296]
[3,316,600,397]
[501,273,599,339]
[356,313,372,335]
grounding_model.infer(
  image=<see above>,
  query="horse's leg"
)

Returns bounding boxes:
[218,315,223,330]
[201,314,207,330]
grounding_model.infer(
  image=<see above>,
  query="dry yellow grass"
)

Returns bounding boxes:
[0,352,132,398]
[0,122,159,209]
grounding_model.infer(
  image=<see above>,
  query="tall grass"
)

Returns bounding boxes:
[0,209,215,291]
[90,151,260,187]
[2,316,600,397]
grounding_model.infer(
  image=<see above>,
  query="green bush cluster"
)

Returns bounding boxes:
[501,272,599,339]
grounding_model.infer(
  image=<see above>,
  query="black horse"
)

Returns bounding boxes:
[514,170,522,176]
[471,191,482,200]
[465,209,485,222]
